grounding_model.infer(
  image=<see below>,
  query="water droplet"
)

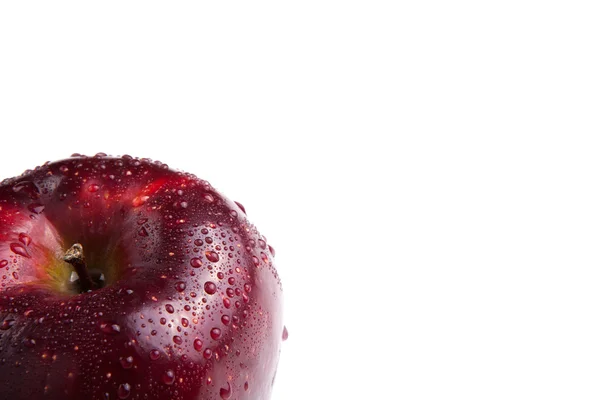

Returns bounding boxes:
[88,184,100,193]
[162,369,175,385]
[190,257,203,268]
[193,339,203,352]
[23,337,36,348]
[18,233,32,246]
[120,356,133,369]
[244,283,251,293]
[12,271,19,280]
[175,281,186,292]
[10,243,30,258]
[227,277,235,285]
[223,298,231,308]
[205,251,219,262]
[244,381,249,391]
[261,252,269,263]
[220,382,232,399]
[268,244,276,257]
[203,193,214,203]
[204,281,217,295]
[165,304,175,313]
[0,260,7,268]
[181,317,189,328]
[59,165,69,173]
[251,256,260,266]
[173,335,183,345]
[234,201,246,214]
[160,317,167,325]
[117,383,131,399]
[221,315,230,325]
[149,349,161,360]
[226,288,234,298]
[203,348,212,359]
[28,203,45,214]
[229,210,238,218]
[12,181,40,198]
[282,326,289,341]
[138,227,149,237]
[258,239,267,249]
[210,328,222,340]
[132,195,149,207]
[99,322,121,334]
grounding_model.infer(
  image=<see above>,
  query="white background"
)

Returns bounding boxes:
[1,1,600,399]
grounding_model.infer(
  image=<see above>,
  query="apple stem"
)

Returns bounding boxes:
[63,243,96,292]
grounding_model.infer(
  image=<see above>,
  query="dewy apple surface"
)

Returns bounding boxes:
[0,154,285,400]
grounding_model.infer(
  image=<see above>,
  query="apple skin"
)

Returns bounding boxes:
[0,154,284,400]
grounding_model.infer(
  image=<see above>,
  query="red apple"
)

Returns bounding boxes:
[0,154,284,400]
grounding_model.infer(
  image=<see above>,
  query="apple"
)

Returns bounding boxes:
[0,154,285,400]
